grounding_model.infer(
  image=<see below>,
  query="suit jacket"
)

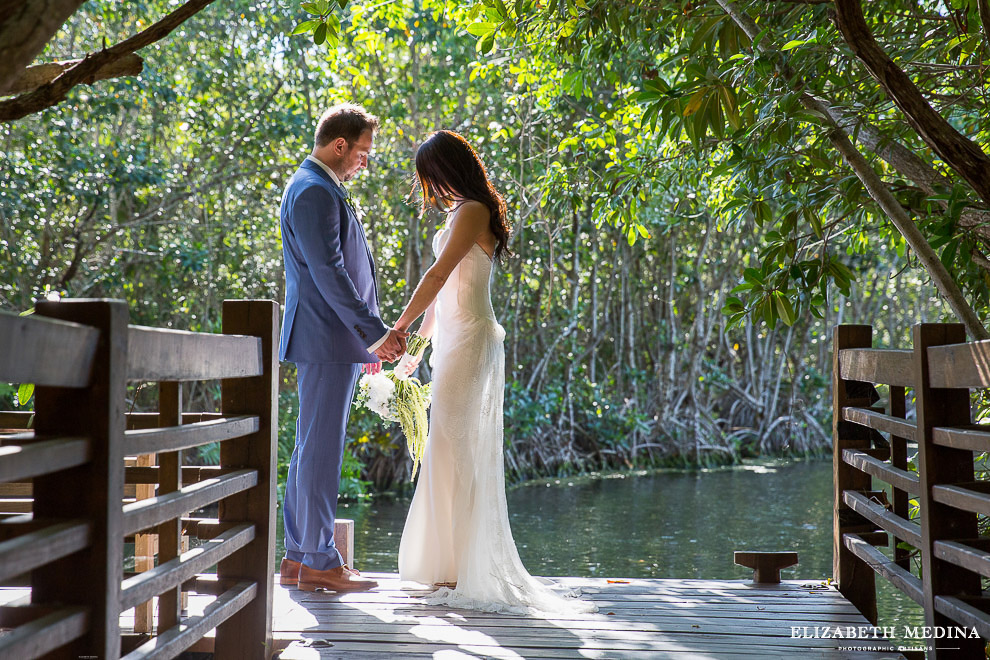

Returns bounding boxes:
[279,159,388,364]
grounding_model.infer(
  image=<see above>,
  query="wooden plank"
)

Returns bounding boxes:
[842,489,922,547]
[0,437,90,483]
[126,412,224,430]
[156,381,182,636]
[133,451,155,635]
[276,640,852,660]
[292,598,866,615]
[0,310,99,387]
[33,299,127,660]
[842,447,920,495]
[913,323,982,656]
[934,595,990,639]
[842,407,917,442]
[121,469,258,536]
[274,613,877,634]
[214,300,279,660]
[931,482,990,516]
[843,533,923,605]
[126,415,259,455]
[838,347,914,386]
[120,580,256,660]
[126,465,224,485]
[890,385,911,570]
[0,519,90,583]
[120,523,254,610]
[126,325,262,382]
[832,325,879,625]
[0,411,34,429]
[933,426,990,453]
[270,630,899,652]
[927,339,990,388]
[934,539,990,580]
[0,607,88,659]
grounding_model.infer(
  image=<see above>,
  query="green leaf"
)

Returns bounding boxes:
[781,39,806,51]
[17,383,34,408]
[774,293,796,326]
[301,2,322,15]
[467,21,497,36]
[560,18,578,38]
[683,88,707,117]
[314,22,327,45]
[562,70,583,96]
[291,19,322,35]
[478,31,496,54]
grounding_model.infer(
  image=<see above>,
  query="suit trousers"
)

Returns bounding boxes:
[283,361,361,570]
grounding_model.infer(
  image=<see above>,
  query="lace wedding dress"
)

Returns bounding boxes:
[397,218,596,616]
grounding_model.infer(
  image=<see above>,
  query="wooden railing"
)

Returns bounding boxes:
[833,323,990,659]
[0,298,278,660]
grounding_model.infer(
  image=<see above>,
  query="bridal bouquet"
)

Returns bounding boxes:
[354,334,432,479]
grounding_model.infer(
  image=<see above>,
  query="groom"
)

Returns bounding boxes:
[278,103,406,592]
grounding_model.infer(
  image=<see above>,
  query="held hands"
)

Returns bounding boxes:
[373,328,409,363]
[361,361,382,375]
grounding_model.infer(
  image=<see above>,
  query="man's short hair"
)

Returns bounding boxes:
[314,104,379,148]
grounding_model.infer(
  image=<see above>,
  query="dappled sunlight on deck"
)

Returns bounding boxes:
[271,573,905,659]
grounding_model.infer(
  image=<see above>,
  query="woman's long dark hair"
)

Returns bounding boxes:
[414,130,512,262]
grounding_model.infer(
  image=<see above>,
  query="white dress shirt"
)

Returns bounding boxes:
[305,155,389,355]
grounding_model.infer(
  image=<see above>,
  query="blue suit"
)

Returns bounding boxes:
[279,158,389,570]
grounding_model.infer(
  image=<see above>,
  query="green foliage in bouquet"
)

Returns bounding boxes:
[354,334,433,480]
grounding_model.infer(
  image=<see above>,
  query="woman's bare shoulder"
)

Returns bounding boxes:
[450,200,490,232]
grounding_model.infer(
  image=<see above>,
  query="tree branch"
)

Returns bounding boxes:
[979,0,990,50]
[833,0,990,208]
[0,0,216,122]
[715,0,989,339]
[0,0,87,94]
[0,54,143,96]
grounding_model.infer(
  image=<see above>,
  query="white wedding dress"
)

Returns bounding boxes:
[397,219,596,616]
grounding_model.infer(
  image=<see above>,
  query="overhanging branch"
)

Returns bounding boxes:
[833,0,990,207]
[0,54,144,97]
[0,0,87,94]
[715,0,989,340]
[0,0,217,122]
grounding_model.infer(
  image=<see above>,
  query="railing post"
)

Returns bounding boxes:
[832,324,877,624]
[214,299,279,660]
[912,323,981,659]
[33,299,127,660]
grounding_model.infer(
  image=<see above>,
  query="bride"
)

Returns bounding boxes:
[390,130,595,615]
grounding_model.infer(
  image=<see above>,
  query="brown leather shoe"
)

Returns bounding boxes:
[298,564,379,592]
[280,557,301,586]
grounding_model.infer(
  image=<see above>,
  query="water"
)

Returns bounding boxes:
[277,459,924,647]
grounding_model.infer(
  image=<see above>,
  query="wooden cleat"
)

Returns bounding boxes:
[734,551,799,584]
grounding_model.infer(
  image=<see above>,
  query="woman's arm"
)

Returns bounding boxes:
[394,202,489,333]
[417,300,437,339]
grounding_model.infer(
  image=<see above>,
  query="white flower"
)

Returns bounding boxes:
[359,372,397,421]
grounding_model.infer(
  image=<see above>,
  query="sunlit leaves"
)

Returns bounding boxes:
[292,0,347,49]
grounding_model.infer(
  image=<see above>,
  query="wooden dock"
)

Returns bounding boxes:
[269,573,906,659]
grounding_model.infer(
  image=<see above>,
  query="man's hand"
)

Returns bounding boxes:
[374,328,409,362]
[361,360,382,375]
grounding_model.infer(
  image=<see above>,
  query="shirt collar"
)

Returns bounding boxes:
[306,155,343,188]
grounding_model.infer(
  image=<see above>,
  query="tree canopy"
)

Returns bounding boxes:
[3,0,986,487]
